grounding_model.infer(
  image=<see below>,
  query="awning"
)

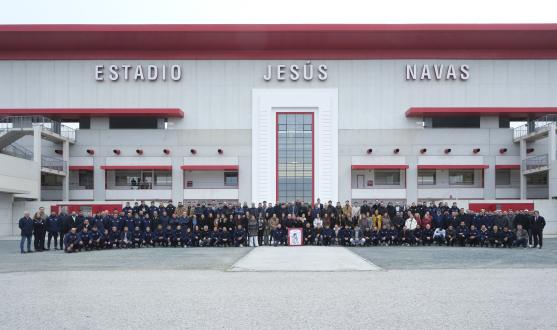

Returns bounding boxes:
[69,166,94,171]
[418,165,489,170]
[0,108,184,119]
[351,165,409,170]
[100,166,172,170]
[181,165,239,171]
[405,107,557,119]
[495,165,521,169]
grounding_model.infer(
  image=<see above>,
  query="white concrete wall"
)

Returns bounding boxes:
[0,193,14,236]
[183,188,239,201]
[69,189,94,201]
[105,189,172,201]
[0,154,40,199]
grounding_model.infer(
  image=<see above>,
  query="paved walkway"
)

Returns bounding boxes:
[229,246,381,271]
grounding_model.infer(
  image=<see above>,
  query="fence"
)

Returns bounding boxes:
[41,155,67,172]
[0,115,76,140]
[1,142,33,161]
[185,181,238,188]
[523,154,549,171]
[513,114,557,139]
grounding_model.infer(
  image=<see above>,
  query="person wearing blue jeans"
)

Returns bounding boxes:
[512,224,529,249]
[19,211,34,253]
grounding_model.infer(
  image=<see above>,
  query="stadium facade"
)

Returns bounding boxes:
[0,24,556,235]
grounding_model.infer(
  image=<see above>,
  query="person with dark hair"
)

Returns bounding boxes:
[531,211,546,249]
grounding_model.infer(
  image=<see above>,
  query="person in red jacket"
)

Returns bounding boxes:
[421,211,433,229]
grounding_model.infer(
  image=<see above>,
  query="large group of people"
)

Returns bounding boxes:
[18,199,547,253]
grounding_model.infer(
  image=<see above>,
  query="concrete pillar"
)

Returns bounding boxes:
[33,126,42,202]
[483,155,496,200]
[519,138,527,199]
[0,192,14,236]
[62,140,69,201]
[550,124,556,162]
[406,155,418,203]
[549,124,556,199]
[171,156,184,205]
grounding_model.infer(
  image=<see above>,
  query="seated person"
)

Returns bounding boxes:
[512,224,529,249]
[478,224,490,247]
[398,226,412,246]
[445,225,457,246]
[322,225,333,246]
[341,225,352,246]
[219,227,232,247]
[467,225,480,247]
[411,225,422,246]
[387,225,398,245]
[331,225,342,246]
[142,227,154,247]
[210,227,220,247]
[456,222,470,247]
[108,226,120,249]
[131,226,143,248]
[372,226,381,246]
[77,227,92,251]
[233,225,246,247]
[164,225,174,247]
[272,224,287,247]
[172,225,184,247]
[183,228,193,247]
[433,227,446,246]
[362,226,374,246]
[89,225,102,250]
[153,225,166,247]
[378,224,389,246]
[489,226,502,247]
[63,228,79,253]
[350,225,365,246]
[100,229,110,249]
[314,224,323,245]
[119,227,132,249]
[501,227,514,248]
[421,224,434,246]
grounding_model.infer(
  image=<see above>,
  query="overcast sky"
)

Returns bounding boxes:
[1,0,556,24]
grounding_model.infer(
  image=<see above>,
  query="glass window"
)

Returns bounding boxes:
[418,170,436,185]
[495,170,511,185]
[375,170,401,185]
[79,170,94,189]
[115,171,141,186]
[277,113,313,204]
[449,170,474,185]
[155,171,172,187]
[41,174,63,187]
[224,172,238,186]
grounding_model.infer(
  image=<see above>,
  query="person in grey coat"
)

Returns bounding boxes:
[494,211,509,230]
[350,225,365,246]
[247,215,259,247]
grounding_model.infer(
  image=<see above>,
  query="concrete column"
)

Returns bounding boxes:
[549,124,556,199]
[550,124,556,162]
[519,139,527,199]
[171,156,184,204]
[406,155,418,203]
[0,192,14,236]
[483,155,496,200]
[62,140,69,201]
[33,126,42,202]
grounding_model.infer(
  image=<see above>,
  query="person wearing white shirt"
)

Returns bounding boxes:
[434,228,446,246]
[313,215,323,228]
[405,214,417,230]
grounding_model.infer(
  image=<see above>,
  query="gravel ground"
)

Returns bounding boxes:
[1,269,556,329]
[349,238,557,270]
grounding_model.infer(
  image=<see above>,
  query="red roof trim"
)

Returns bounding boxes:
[0,108,183,120]
[181,165,239,171]
[69,166,94,171]
[418,165,489,169]
[100,166,172,170]
[351,165,409,170]
[495,165,521,169]
[406,107,557,119]
[2,24,557,60]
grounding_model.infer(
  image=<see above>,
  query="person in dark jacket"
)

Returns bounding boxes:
[303,223,314,245]
[322,225,333,246]
[378,224,389,246]
[478,225,490,247]
[165,201,176,217]
[153,225,166,247]
[531,211,546,249]
[119,227,133,249]
[272,224,287,246]
[77,227,92,251]
[142,226,154,247]
[467,225,480,247]
[210,227,220,246]
[456,222,469,247]
[131,226,143,248]
[63,228,79,253]
[219,227,232,247]
[45,210,61,250]
[157,211,167,230]
[172,226,185,247]
[392,212,405,231]
[89,225,102,250]
[489,226,503,247]
[445,225,457,246]
[421,225,434,246]
[91,211,105,233]
[501,227,514,248]
[19,211,34,253]
[341,225,352,246]
[397,226,412,246]
[57,208,71,251]
[32,212,46,252]
[387,225,399,245]
[233,225,246,247]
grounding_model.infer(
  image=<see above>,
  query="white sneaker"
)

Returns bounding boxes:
[240,244,243,247]
[386,243,389,246]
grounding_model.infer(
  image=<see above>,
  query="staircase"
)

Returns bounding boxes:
[1,142,67,173]
[0,115,76,149]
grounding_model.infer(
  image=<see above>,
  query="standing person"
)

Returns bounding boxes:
[530,211,546,249]
[261,214,271,246]
[45,210,61,251]
[19,211,34,254]
[58,208,70,251]
[32,212,46,252]
[248,215,259,247]
[165,201,176,217]
[372,209,382,229]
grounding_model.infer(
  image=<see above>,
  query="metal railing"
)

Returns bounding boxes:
[523,154,549,171]
[41,155,67,172]
[417,180,483,188]
[41,183,93,190]
[0,115,76,140]
[185,181,238,189]
[106,181,172,190]
[1,142,34,161]
[513,114,557,139]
